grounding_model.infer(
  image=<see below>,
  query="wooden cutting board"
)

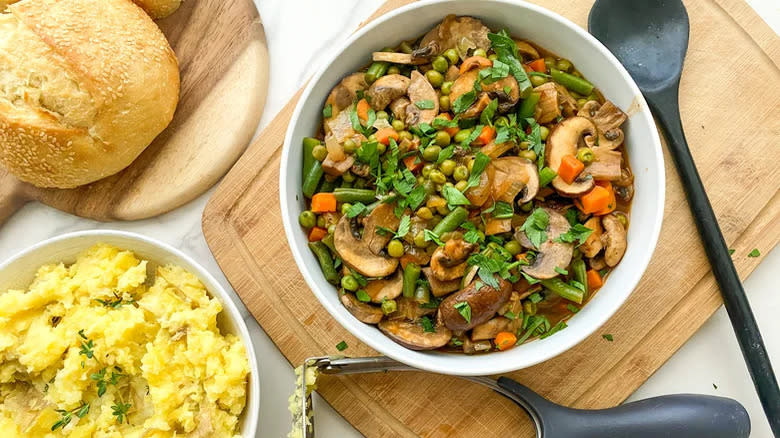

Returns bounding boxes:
[0,0,269,224]
[202,0,780,436]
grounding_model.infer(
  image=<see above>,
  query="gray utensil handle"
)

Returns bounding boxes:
[497,377,750,438]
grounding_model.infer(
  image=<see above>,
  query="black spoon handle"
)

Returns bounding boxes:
[497,377,750,438]
[647,86,780,434]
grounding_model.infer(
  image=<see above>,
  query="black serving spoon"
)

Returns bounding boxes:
[589,0,780,434]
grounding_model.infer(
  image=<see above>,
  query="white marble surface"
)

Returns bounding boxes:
[0,0,777,437]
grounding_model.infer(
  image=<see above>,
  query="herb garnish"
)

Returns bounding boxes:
[748,248,761,257]
[322,104,333,119]
[519,208,549,249]
[454,302,472,324]
[421,316,436,333]
[442,185,471,209]
[464,152,491,191]
[111,402,132,424]
[336,341,348,351]
[602,334,614,342]
[556,223,593,245]
[415,100,435,110]
[51,403,90,431]
[424,229,445,246]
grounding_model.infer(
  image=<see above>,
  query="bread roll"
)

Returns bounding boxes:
[0,0,180,188]
[132,0,182,19]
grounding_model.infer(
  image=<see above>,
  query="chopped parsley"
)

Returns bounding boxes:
[479,98,499,126]
[424,229,445,246]
[519,208,549,249]
[436,145,455,165]
[528,292,543,303]
[355,290,371,303]
[345,202,367,218]
[442,185,471,209]
[395,215,411,239]
[516,315,550,344]
[432,117,458,129]
[554,266,569,275]
[453,89,477,114]
[540,321,568,339]
[566,304,580,313]
[464,152,491,191]
[492,201,514,219]
[460,222,484,244]
[322,104,333,118]
[487,30,533,96]
[748,248,761,257]
[602,334,614,342]
[336,341,348,351]
[556,223,593,245]
[728,249,735,256]
[415,100,436,110]
[454,302,472,324]
[421,316,436,333]
[538,167,557,187]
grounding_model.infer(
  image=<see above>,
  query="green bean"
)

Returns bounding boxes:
[432,206,468,236]
[365,62,389,85]
[381,299,398,315]
[321,233,336,254]
[333,188,377,203]
[403,263,421,298]
[414,281,431,304]
[302,137,321,175]
[302,138,324,198]
[572,258,588,298]
[309,242,339,285]
[541,278,585,304]
[550,68,594,96]
[517,92,541,119]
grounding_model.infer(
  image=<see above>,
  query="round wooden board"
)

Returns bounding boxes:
[0,0,269,223]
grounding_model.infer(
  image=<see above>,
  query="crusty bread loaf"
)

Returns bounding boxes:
[0,0,180,188]
[132,0,182,19]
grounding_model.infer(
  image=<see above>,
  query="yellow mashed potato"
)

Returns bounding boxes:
[0,244,250,437]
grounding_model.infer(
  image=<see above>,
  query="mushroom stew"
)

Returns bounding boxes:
[298,15,633,353]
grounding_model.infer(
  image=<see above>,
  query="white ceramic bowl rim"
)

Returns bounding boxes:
[0,230,260,437]
[281,0,665,376]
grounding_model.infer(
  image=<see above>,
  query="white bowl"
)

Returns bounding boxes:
[0,230,260,437]
[280,0,665,376]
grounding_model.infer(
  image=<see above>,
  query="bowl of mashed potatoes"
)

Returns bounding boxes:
[0,230,259,437]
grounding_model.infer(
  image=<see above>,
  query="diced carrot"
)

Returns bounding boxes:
[522,64,534,73]
[308,227,328,242]
[460,56,493,74]
[578,186,610,214]
[436,113,460,137]
[495,332,517,351]
[375,127,400,145]
[558,154,585,184]
[403,155,423,172]
[527,58,547,73]
[311,192,337,213]
[472,125,496,146]
[356,98,371,122]
[587,269,603,289]
[592,181,616,215]
[516,253,530,264]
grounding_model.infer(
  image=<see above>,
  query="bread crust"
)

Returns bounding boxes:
[0,0,180,188]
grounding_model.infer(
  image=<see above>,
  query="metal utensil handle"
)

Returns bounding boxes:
[320,356,415,375]
[648,87,780,434]
[497,377,750,438]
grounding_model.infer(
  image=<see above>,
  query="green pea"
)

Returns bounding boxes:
[343,139,357,153]
[367,134,378,142]
[539,125,550,141]
[504,240,522,256]
[423,145,441,161]
[312,145,328,161]
[387,240,405,258]
[488,54,499,61]
[453,165,469,181]
[520,201,533,213]
[530,75,548,87]
[316,215,327,228]
[544,57,556,71]
[341,275,359,291]
[414,230,428,247]
[376,110,389,120]
[519,150,537,161]
[434,131,451,146]
[299,210,316,228]
[381,299,397,315]
[392,119,405,131]
[495,116,509,127]
[524,300,537,316]
[440,81,453,95]
[439,95,450,112]
[340,203,352,215]
[328,224,336,234]
[425,70,444,88]
[577,98,588,109]
[432,56,449,73]
[399,130,413,141]
[399,41,413,54]
[455,180,468,192]
[416,206,434,220]
[556,58,573,72]
[387,65,401,75]
[439,159,456,176]
[421,163,435,178]
[577,147,595,165]
[429,169,447,184]
[472,48,487,58]
[443,48,459,65]
[416,175,425,185]
[341,171,355,182]
[376,142,386,155]
[615,212,629,227]
[519,141,531,150]
[454,129,472,144]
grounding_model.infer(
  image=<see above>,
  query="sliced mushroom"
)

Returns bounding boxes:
[546,117,597,196]
[579,100,627,150]
[326,109,357,144]
[471,316,512,341]
[423,267,461,297]
[602,214,627,267]
[481,75,520,113]
[517,208,574,279]
[480,140,515,159]
[491,157,540,204]
[414,15,491,60]
[341,293,384,324]
[579,216,603,258]
[450,69,520,117]
[534,82,577,123]
[334,212,399,278]
[366,74,411,111]
[590,100,627,133]
[326,73,367,117]
[364,271,403,303]
[439,277,512,331]
[389,97,410,121]
[364,203,401,255]
[465,162,494,207]
[430,239,476,281]
[514,40,540,60]
[322,154,355,176]
[378,319,452,350]
[371,52,428,65]
[588,255,607,270]
[445,64,460,82]
[406,70,439,127]
[389,296,436,321]
[584,147,623,181]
